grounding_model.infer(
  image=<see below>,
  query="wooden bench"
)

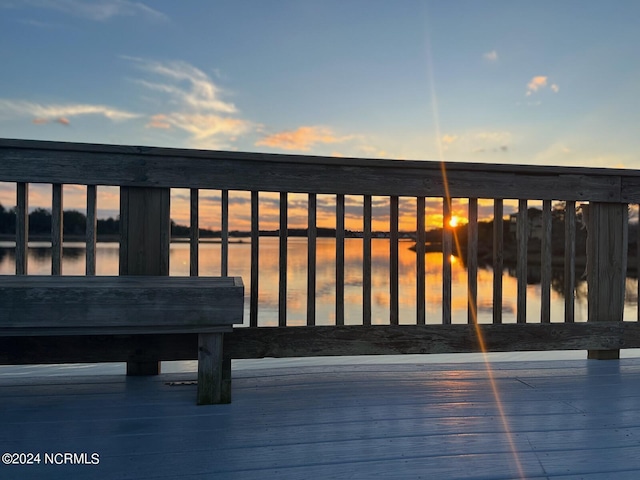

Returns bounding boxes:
[0,275,244,405]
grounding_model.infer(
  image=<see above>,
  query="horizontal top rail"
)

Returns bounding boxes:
[1,138,639,201]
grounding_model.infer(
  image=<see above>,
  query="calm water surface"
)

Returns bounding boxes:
[1,238,637,326]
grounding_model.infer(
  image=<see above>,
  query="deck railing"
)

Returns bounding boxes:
[2,138,640,366]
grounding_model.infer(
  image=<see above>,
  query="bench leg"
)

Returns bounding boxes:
[197,333,224,405]
[127,361,161,376]
[221,357,232,403]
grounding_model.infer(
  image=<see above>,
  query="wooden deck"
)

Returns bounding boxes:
[3,357,640,479]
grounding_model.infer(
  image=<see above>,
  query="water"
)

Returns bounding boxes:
[1,237,638,326]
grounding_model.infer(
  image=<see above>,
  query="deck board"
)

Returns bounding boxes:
[3,358,640,479]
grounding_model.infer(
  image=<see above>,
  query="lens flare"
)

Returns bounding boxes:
[423,12,526,479]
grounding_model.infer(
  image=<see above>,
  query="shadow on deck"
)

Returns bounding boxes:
[3,357,640,479]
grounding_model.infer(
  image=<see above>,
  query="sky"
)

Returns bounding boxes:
[1,0,639,229]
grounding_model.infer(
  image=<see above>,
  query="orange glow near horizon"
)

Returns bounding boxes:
[0,183,516,235]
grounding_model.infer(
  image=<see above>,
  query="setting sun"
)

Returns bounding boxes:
[448,215,464,228]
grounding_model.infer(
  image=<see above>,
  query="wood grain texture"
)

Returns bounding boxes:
[250,191,259,327]
[363,195,372,326]
[587,202,628,359]
[442,198,452,325]
[517,199,528,324]
[416,197,426,325]
[564,201,576,323]
[221,190,229,276]
[51,183,63,275]
[197,333,224,404]
[118,186,129,275]
[2,321,638,364]
[0,276,244,331]
[85,185,97,276]
[0,139,627,201]
[307,193,317,326]
[279,192,288,327]
[119,187,170,276]
[492,199,503,324]
[587,203,628,323]
[336,194,345,326]
[621,175,640,203]
[15,182,28,275]
[223,323,637,359]
[190,188,199,276]
[390,196,399,325]
[541,199,552,323]
[467,198,478,324]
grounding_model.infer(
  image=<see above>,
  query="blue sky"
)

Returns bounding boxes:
[2,0,639,169]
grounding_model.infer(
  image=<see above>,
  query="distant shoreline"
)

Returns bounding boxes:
[0,234,247,244]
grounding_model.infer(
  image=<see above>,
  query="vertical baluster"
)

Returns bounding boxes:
[467,198,478,324]
[307,193,317,326]
[363,195,372,326]
[51,183,63,276]
[118,187,129,275]
[190,188,199,277]
[390,196,399,325]
[541,200,552,322]
[250,191,259,327]
[221,190,229,277]
[416,197,426,325]
[493,199,503,324]
[336,194,345,326]
[86,185,97,276]
[279,192,288,327]
[564,201,576,323]
[16,182,28,275]
[517,199,528,323]
[442,198,452,324]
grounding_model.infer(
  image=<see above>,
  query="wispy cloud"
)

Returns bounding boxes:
[526,75,560,96]
[256,126,351,151]
[0,99,140,123]
[158,114,249,143]
[441,130,512,155]
[32,116,71,126]
[2,0,167,22]
[127,57,251,148]
[358,144,389,158]
[146,114,171,129]
[125,57,236,113]
[483,50,498,62]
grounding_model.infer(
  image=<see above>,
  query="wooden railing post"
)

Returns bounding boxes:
[587,202,628,360]
[119,186,170,375]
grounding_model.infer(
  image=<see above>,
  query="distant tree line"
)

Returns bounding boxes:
[0,203,358,238]
[0,203,268,238]
[0,203,120,236]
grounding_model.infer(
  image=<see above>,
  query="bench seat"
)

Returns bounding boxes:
[0,275,244,405]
